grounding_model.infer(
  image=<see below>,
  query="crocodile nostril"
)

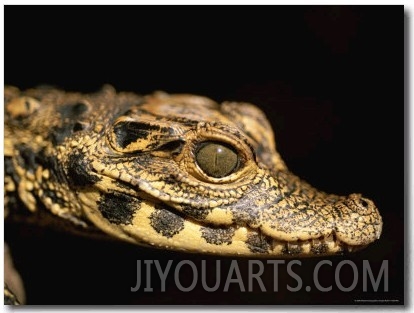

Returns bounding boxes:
[360,199,369,208]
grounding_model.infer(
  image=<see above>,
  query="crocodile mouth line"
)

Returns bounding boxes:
[265,232,368,256]
[90,171,370,257]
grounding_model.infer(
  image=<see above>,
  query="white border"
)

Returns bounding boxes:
[1,2,411,312]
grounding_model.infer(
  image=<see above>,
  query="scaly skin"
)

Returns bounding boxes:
[4,85,382,259]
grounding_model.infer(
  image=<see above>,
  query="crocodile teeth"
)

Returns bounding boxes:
[267,232,372,256]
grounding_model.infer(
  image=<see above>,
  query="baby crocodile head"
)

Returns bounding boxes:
[63,90,382,257]
[5,86,381,257]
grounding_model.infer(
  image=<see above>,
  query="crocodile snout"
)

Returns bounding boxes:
[333,193,383,246]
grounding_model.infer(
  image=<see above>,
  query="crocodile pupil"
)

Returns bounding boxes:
[196,142,238,178]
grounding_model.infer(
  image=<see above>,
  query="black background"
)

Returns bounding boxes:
[5,5,404,305]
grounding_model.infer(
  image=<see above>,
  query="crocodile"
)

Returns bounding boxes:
[4,85,383,304]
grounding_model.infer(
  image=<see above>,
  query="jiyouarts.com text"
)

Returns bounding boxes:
[130,259,388,293]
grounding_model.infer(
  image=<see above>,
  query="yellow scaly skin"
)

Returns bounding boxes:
[4,85,382,258]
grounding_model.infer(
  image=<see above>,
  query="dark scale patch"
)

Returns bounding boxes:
[144,137,168,150]
[181,204,210,220]
[246,233,272,254]
[34,149,67,184]
[113,121,161,149]
[4,157,22,213]
[57,102,89,120]
[159,173,178,185]
[49,102,90,145]
[73,122,86,132]
[311,243,328,255]
[114,179,139,192]
[97,191,140,225]
[156,140,185,156]
[149,203,185,238]
[282,243,303,255]
[200,227,234,245]
[5,157,21,186]
[66,152,101,187]
[16,144,37,172]
[230,203,260,227]
[50,124,75,145]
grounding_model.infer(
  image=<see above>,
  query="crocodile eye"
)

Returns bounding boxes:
[195,142,239,178]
